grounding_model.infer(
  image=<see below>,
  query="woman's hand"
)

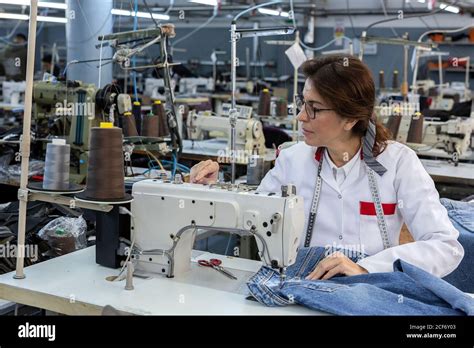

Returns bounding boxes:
[305,251,368,280]
[190,160,220,184]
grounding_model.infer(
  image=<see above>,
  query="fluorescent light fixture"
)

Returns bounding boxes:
[38,15,67,23]
[111,8,170,20]
[417,0,426,3]
[0,12,66,22]
[0,0,67,9]
[0,13,28,20]
[188,0,218,6]
[38,1,67,10]
[439,3,460,13]
[258,8,289,17]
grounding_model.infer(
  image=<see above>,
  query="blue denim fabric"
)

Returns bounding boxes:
[440,198,474,234]
[247,247,474,315]
[440,198,474,293]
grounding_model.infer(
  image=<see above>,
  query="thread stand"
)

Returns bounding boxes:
[27,182,84,194]
[74,192,133,205]
[27,191,114,213]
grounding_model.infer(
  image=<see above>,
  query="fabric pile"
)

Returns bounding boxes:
[247,246,474,315]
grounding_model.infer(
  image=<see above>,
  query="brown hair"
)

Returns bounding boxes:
[301,54,391,157]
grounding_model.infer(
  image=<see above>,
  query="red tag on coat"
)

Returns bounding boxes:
[360,201,397,216]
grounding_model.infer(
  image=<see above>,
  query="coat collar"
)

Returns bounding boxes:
[314,147,364,193]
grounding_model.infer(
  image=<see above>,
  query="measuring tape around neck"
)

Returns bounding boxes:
[303,148,391,250]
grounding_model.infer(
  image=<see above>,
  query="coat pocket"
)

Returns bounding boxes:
[359,201,398,255]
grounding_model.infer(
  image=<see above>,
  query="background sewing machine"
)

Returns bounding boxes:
[1,81,26,105]
[144,78,175,100]
[186,109,266,164]
[377,90,474,162]
[130,180,303,279]
[32,80,131,183]
[416,117,474,158]
[179,77,214,95]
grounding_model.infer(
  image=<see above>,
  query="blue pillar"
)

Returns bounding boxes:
[66,0,113,87]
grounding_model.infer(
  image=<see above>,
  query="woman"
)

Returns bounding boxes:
[190,55,463,281]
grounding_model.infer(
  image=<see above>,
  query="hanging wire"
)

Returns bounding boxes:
[172,4,218,47]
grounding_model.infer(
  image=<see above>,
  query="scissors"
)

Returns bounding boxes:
[198,258,237,280]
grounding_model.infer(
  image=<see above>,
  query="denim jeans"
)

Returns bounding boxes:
[247,247,474,315]
[440,198,474,293]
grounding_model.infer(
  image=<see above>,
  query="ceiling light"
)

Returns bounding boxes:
[188,0,218,6]
[258,8,289,17]
[111,8,170,20]
[439,3,460,13]
[0,12,66,22]
[0,0,67,9]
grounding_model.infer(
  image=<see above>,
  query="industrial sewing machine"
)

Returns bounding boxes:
[129,180,304,279]
[377,90,474,159]
[33,80,132,183]
[187,110,266,163]
[144,78,176,100]
[381,113,473,159]
[178,77,214,94]
[418,117,474,158]
[2,81,26,105]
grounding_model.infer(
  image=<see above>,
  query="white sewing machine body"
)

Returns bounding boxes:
[421,117,474,156]
[186,111,266,162]
[144,78,177,100]
[178,77,214,94]
[130,180,304,278]
[2,80,26,104]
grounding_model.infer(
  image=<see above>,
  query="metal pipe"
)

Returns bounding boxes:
[438,54,444,98]
[411,48,420,91]
[230,21,238,184]
[359,31,366,61]
[245,47,250,80]
[402,44,409,100]
[292,31,299,142]
[252,22,258,62]
[465,57,470,96]
[15,0,38,280]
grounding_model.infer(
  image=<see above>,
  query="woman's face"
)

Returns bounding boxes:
[297,79,355,148]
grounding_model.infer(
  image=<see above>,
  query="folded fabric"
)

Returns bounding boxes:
[247,247,474,315]
[440,198,474,293]
[440,198,474,234]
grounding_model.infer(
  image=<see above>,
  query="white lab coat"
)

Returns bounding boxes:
[257,140,464,277]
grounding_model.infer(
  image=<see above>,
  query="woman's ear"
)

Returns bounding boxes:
[343,119,358,131]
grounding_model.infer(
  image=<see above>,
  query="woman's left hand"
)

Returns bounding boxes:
[305,251,368,280]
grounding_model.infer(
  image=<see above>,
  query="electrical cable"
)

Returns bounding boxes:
[300,36,353,51]
[172,4,218,47]
[143,0,159,28]
[365,0,460,34]
[346,0,358,38]
[380,0,400,38]
[234,0,282,21]
[146,150,166,171]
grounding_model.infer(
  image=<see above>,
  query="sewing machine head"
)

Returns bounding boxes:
[186,111,266,163]
[130,180,304,278]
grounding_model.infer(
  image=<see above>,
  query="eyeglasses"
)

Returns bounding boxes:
[295,94,333,119]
